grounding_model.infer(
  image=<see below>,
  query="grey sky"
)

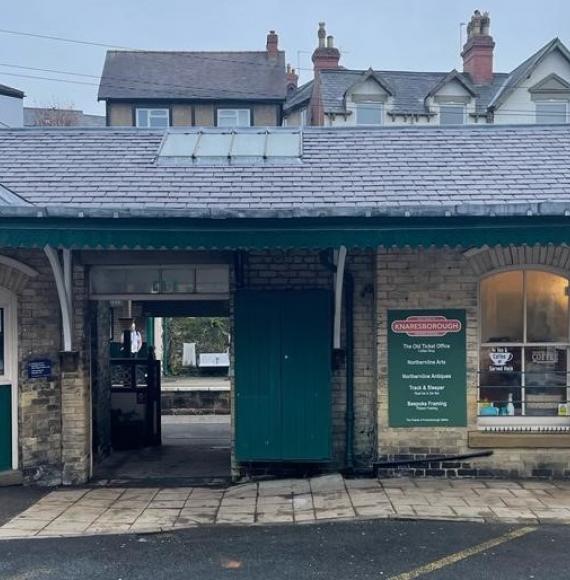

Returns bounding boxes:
[2,0,569,115]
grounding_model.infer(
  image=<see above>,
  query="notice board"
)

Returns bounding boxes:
[388,309,467,427]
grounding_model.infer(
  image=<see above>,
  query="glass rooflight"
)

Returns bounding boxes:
[157,129,302,164]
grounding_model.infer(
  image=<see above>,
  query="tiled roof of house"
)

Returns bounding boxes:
[0,82,24,99]
[98,50,287,101]
[312,69,509,115]
[0,125,569,218]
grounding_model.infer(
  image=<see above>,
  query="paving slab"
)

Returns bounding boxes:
[2,476,570,539]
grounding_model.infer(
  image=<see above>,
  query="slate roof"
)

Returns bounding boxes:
[310,69,509,115]
[0,125,569,218]
[98,51,287,101]
[283,80,313,112]
[0,183,32,206]
[0,83,24,99]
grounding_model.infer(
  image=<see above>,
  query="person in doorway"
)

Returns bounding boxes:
[129,321,143,357]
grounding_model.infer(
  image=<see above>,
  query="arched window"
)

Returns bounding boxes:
[479,270,570,424]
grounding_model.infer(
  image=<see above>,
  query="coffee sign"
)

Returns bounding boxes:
[388,309,467,427]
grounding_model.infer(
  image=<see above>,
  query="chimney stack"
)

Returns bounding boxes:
[286,63,299,94]
[266,30,279,56]
[311,22,341,73]
[461,10,494,85]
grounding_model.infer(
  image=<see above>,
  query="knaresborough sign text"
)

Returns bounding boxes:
[388,309,467,427]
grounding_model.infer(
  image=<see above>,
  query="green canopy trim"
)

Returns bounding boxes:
[1,215,570,249]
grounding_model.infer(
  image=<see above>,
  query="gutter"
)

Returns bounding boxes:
[2,200,570,220]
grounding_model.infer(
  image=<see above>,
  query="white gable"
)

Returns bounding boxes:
[348,77,389,98]
[434,78,472,98]
[495,47,570,124]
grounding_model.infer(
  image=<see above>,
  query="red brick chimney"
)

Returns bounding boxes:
[311,22,341,72]
[266,30,279,56]
[461,10,495,85]
[286,63,299,94]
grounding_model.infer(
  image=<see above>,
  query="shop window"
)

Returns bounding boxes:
[479,270,570,424]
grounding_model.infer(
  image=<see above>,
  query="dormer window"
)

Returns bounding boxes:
[355,102,384,125]
[535,101,568,124]
[439,104,466,125]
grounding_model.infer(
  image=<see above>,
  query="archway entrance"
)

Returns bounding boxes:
[86,257,232,485]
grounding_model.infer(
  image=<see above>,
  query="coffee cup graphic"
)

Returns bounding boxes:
[489,351,513,366]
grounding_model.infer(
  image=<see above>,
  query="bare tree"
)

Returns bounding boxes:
[29,102,81,126]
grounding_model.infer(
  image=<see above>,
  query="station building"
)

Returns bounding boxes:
[1,125,570,486]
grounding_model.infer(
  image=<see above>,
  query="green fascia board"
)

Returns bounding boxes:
[2,216,570,249]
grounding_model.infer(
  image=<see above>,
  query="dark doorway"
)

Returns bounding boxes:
[92,301,231,486]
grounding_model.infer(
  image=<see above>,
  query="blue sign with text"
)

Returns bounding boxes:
[28,359,52,379]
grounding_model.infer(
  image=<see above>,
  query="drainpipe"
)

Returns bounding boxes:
[344,271,355,471]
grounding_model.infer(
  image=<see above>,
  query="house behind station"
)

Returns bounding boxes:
[284,11,570,127]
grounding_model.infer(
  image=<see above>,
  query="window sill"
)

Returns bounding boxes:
[469,431,570,449]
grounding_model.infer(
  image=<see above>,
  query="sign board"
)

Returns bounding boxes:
[388,309,467,427]
[199,352,230,368]
[27,359,53,379]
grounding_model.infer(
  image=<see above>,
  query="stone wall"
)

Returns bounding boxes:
[375,245,570,479]
[0,249,91,485]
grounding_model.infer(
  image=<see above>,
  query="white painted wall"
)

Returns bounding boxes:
[494,49,570,124]
[0,95,23,128]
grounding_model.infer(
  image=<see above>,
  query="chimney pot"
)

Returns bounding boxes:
[312,22,341,73]
[286,62,299,94]
[318,22,326,48]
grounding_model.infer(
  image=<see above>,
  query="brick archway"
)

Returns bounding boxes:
[464,244,570,277]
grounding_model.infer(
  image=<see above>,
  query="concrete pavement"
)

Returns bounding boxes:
[2,475,570,540]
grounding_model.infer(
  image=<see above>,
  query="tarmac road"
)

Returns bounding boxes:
[0,518,567,579]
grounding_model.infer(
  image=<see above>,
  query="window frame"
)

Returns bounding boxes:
[354,102,384,126]
[478,267,570,427]
[439,103,466,126]
[535,100,568,124]
[216,108,252,128]
[135,107,170,128]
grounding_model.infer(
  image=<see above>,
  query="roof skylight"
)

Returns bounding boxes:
[158,128,302,165]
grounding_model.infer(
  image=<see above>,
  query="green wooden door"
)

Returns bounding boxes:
[0,385,11,471]
[235,290,332,462]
